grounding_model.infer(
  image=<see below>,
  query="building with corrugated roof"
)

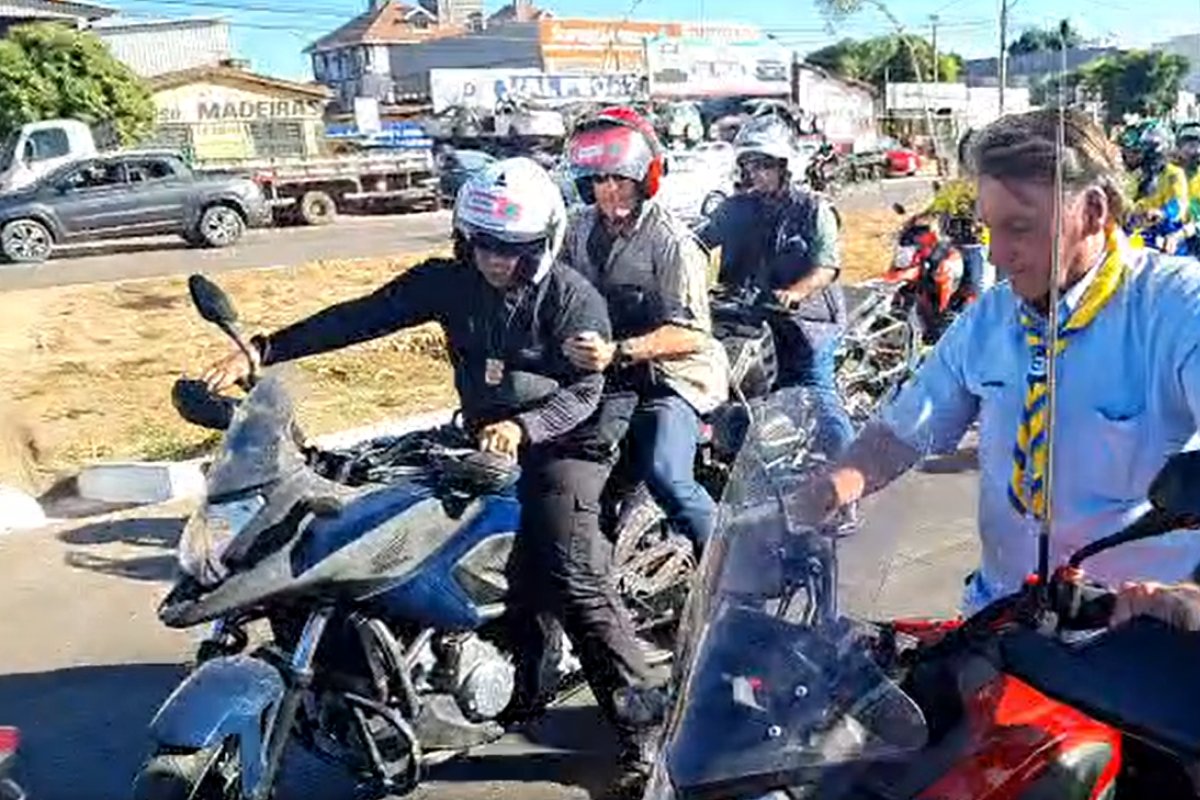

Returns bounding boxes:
[93,17,231,77]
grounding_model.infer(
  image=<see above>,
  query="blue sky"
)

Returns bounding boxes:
[106,0,1196,80]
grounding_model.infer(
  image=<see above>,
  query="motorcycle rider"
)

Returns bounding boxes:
[559,106,730,553]
[1119,119,1190,254]
[793,108,1200,614]
[698,115,854,458]
[1175,125,1200,252]
[200,157,658,794]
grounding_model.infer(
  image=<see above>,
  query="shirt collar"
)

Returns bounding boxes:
[1021,242,1108,323]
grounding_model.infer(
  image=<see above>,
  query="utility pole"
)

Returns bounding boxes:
[998,0,1009,115]
[931,14,940,83]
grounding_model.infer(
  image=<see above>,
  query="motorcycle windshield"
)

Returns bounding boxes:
[205,370,307,498]
[648,387,932,800]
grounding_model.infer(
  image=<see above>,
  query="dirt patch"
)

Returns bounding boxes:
[0,206,904,488]
[0,255,458,489]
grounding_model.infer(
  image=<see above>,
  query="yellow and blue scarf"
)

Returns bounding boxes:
[1008,230,1129,519]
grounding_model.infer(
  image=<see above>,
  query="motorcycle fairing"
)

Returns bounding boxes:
[162,477,519,630]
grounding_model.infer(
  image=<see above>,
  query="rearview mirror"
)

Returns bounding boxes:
[188,274,238,325]
[892,202,907,216]
[1147,450,1200,526]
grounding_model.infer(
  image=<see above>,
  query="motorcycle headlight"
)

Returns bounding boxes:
[178,495,265,587]
[893,245,918,269]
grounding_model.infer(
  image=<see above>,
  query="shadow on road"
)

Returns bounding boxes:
[0,662,187,800]
[52,239,190,262]
[919,446,980,475]
[57,515,186,583]
[0,659,614,800]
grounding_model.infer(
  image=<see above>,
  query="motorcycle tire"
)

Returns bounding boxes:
[611,484,696,638]
[132,744,237,800]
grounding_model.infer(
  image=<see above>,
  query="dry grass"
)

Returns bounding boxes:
[0,254,457,491]
[0,206,904,490]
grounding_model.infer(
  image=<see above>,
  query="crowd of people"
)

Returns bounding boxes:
[198,104,1200,797]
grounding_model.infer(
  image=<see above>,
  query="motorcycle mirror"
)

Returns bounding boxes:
[1147,450,1200,526]
[892,202,907,216]
[188,274,238,326]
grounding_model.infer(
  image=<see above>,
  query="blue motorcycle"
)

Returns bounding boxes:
[132,276,694,800]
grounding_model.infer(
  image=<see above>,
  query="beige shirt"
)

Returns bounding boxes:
[562,200,730,414]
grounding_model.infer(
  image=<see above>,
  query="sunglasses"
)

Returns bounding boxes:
[589,174,632,187]
[741,159,781,173]
[470,233,545,260]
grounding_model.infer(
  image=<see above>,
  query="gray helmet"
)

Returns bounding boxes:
[733,116,799,172]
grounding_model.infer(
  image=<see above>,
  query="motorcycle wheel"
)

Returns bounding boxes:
[132,744,239,800]
[611,484,695,638]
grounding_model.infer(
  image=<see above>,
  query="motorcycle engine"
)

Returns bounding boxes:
[432,633,515,722]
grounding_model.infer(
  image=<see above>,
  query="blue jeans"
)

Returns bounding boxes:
[774,326,855,459]
[629,394,715,550]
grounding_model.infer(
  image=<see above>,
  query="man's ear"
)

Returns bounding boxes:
[1082,188,1108,237]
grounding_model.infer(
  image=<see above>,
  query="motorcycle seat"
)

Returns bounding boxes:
[1000,620,1200,759]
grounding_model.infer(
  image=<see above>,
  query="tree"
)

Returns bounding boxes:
[806,34,962,89]
[1076,49,1190,125]
[1009,20,1082,56]
[0,23,154,144]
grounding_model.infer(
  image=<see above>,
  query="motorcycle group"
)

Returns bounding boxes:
[8,104,1200,800]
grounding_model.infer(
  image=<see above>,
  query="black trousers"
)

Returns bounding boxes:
[507,451,653,739]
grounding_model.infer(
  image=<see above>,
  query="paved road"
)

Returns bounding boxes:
[0,447,978,800]
[0,178,933,293]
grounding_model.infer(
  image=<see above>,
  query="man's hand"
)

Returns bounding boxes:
[202,344,260,393]
[785,467,866,527]
[774,289,805,310]
[563,331,618,372]
[478,420,524,460]
[1111,581,1200,631]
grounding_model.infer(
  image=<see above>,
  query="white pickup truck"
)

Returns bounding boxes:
[0,119,113,193]
[0,118,439,224]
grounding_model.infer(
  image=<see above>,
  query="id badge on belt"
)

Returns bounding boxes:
[485,358,505,386]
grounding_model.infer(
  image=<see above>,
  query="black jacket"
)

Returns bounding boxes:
[257,257,615,454]
[699,190,847,349]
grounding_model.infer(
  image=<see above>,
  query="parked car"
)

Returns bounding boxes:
[659,149,737,224]
[878,136,922,176]
[436,148,496,206]
[0,150,270,264]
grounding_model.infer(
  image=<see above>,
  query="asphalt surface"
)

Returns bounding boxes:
[0,449,979,800]
[0,178,934,293]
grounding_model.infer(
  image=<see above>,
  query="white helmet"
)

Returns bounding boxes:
[733,116,798,172]
[453,156,567,283]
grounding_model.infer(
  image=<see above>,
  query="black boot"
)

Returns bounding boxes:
[604,730,657,800]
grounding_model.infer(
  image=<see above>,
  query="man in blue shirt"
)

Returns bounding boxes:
[796,109,1200,613]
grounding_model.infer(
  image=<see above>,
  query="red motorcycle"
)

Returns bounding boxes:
[635,388,1200,800]
[885,206,972,345]
[0,727,23,800]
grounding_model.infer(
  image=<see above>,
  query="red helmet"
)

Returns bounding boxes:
[566,106,666,200]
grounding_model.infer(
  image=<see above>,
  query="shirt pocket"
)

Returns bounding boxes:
[1075,406,1149,502]
[975,378,1014,479]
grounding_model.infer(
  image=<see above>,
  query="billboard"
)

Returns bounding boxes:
[430,68,647,112]
[645,36,792,97]
[537,18,761,73]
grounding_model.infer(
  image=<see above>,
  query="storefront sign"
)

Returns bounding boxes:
[430,68,646,112]
[153,82,327,125]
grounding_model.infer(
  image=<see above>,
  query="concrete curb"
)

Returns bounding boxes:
[0,484,46,533]
[73,407,459,507]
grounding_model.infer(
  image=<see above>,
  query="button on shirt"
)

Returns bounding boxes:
[882,242,1200,613]
[563,200,730,415]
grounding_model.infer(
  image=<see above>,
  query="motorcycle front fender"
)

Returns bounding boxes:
[148,654,284,795]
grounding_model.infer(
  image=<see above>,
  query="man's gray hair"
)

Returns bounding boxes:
[967,109,1128,220]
